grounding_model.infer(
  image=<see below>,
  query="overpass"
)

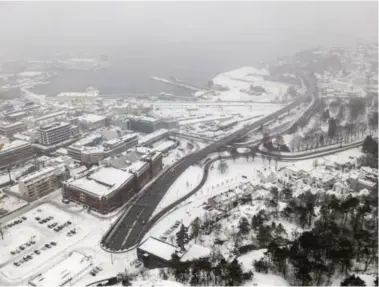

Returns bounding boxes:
[100,73,317,252]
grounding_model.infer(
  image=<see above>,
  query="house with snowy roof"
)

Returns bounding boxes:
[137,237,211,268]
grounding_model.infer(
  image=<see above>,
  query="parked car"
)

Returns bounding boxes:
[34,250,40,255]
[14,262,19,266]
[50,242,56,246]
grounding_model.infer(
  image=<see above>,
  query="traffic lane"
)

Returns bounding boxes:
[109,205,145,250]
[122,209,152,249]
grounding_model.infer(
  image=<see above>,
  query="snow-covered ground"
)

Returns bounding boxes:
[152,165,203,217]
[144,157,282,244]
[0,164,35,187]
[161,137,198,167]
[0,191,28,218]
[209,66,293,102]
[239,249,290,286]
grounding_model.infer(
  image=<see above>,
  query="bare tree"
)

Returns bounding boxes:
[218,160,228,174]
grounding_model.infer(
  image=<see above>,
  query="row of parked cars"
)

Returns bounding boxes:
[159,220,181,241]
[10,239,36,256]
[53,220,72,232]
[13,242,57,267]
[35,216,54,224]
[89,266,103,276]
[5,217,27,229]
[67,229,77,236]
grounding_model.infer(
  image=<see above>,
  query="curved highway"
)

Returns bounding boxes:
[101,73,317,251]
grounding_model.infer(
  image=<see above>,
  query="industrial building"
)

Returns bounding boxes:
[63,151,162,214]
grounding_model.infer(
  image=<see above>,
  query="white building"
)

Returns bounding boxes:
[56,88,99,106]
[78,114,106,131]
[19,165,65,200]
[32,111,66,127]
[0,121,27,137]
[67,133,138,164]
[38,122,71,146]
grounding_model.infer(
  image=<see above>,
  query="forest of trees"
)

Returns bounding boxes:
[164,170,378,286]
[166,254,253,286]
[256,188,378,286]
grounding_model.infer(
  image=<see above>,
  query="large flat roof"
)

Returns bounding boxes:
[138,129,168,146]
[138,237,177,261]
[29,251,92,287]
[67,166,134,197]
[79,114,106,123]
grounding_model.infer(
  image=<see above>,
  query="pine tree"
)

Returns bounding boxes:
[340,275,366,286]
[238,217,250,235]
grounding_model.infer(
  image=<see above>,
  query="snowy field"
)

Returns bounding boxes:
[152,165,204,217]
[238,249,290,286]
[210,66,293,102]
[0,191,28,218]
[0,163,35,186]
[144,157,281,243]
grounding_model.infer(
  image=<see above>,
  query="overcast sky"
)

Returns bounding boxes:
[0,1,377,60]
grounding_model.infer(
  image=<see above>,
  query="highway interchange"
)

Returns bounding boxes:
[101,73,317,252]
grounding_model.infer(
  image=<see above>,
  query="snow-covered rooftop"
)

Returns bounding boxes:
[28,251,92,287]
[79,114,106,124]
[153,140,176,153]
[128,115,159,123]
[138,237,177,261]
[138,129,168,146]
[19,166,59,183]
[180,244,211,262]
[66,166,134,197]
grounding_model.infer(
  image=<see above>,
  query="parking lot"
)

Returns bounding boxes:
[0,203,93,281]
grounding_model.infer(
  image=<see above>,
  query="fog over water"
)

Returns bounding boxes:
[1,1,377,95]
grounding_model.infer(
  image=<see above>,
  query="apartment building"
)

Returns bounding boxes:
[19,165,65,200]
[39,122,71,146]
[0,140,35,169]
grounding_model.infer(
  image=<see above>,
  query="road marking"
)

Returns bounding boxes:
[120,208,145,250]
